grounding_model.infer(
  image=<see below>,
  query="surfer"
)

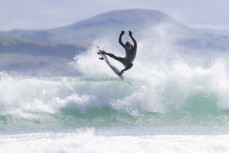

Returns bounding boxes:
[100,31,137,75]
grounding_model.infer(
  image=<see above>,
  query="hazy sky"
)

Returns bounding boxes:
[0,0,229,31]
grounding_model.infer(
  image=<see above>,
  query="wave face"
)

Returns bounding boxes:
[1,64,229,133]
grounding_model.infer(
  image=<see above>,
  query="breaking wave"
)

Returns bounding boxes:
[1,22,229,132]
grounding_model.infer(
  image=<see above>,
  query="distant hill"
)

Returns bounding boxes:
[0,9,174,46]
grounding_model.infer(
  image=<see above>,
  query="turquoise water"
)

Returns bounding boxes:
[1,75,229,135]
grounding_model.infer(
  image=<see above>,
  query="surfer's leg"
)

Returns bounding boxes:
[105,53,125,63]
[105,53,118,59]
[120,63,133,75]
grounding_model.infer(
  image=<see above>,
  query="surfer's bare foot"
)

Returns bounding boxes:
[100,51,106,54]
[99,57,104,60]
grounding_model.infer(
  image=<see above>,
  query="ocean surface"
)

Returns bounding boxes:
[1,72,229,153]
[2,11,229,152]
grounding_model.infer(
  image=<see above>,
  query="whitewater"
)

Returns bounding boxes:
[2,10,229,153]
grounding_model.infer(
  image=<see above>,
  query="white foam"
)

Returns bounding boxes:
[0,130,229,153]
[1,57,229,117]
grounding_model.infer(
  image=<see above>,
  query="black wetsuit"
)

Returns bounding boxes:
[105,31,137,74]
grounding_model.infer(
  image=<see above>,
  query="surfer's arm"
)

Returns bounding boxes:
[129,31,137,49]
[119,31,125,48]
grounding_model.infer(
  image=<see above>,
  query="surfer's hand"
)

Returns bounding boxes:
[121,31,125,35]
[129,31,132,36]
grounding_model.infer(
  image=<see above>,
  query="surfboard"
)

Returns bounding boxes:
[96,46,132,85]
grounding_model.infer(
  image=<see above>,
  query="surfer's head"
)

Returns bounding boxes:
[125,42,133,50]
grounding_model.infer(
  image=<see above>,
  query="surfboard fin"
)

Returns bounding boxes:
[99,57,104,60]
